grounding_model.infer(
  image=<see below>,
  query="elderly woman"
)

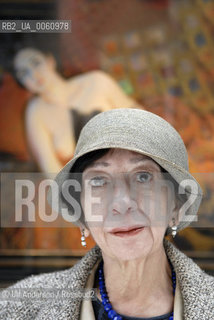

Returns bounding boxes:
[0,109,213,320]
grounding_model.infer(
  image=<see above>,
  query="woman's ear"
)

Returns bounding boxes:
[169,199,180,228]
[176,204,187,227]
[169,198,179,221]
[174,192,190,227]
[169,215,178,229]
[83,228,90,238]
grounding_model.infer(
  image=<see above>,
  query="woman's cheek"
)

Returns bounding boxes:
[136,191,154,220]
[88,226,106,248]
[83,198,107,229]
[24,79,39,92]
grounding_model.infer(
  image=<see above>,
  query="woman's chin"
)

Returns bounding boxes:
[106,228,153,261]
[110,244,152,261]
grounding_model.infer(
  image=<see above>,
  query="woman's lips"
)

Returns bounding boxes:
[109,226,145,237]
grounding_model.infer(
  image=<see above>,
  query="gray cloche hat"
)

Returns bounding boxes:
[51,108,203,232]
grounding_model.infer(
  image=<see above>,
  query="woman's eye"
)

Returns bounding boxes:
[17,70,29,80]
[31,58,42,67]
[89,177,107,187]
[136,172,152,183]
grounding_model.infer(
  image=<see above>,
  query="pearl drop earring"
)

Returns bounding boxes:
[171,218,177,238]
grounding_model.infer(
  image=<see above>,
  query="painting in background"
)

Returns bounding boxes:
[0,0,213,274]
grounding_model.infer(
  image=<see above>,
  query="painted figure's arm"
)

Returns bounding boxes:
[93,71,143,110]
[25,102,65,177]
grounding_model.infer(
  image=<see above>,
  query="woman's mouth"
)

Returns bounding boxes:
[110,226,145,237]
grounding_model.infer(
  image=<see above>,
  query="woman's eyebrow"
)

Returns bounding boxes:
[129,157,161,170]
[86,157,156,169]
[30,56,37,62]
[129,156,152,164]
[86,161,110,169]
[17,68,27,76]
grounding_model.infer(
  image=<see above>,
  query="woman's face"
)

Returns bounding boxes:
[14,49,56,94]
[81,149,177,261]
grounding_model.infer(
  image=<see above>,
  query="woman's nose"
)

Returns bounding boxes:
[31,69,37,78]
[110,176,137,215]
[29,68,40,81]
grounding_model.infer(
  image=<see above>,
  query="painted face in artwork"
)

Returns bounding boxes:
[14,48,56,94]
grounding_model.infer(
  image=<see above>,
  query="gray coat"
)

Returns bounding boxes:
[0,239,213,320]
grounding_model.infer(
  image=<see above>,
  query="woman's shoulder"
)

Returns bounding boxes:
[0,268,72,320]
[70,70,113,85]
[0,266,76,301]
[0,246,101,319]
[25,97,47,119]
[1,245,101,291]
[164,239,214,317]
[165,239,214,280]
